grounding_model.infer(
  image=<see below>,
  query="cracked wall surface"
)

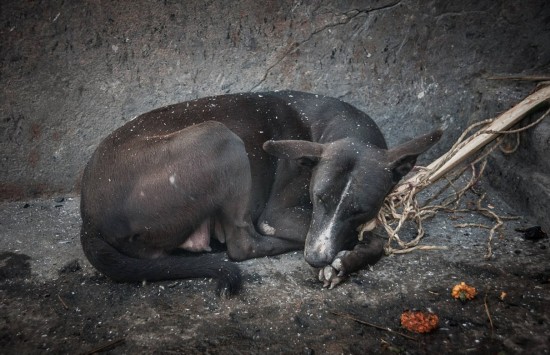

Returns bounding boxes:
[1,0,549,225]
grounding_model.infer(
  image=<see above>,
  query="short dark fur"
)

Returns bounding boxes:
[81,91,441,295]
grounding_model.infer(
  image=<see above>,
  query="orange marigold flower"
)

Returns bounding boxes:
[400,310,439,333]
[451,282,477,302]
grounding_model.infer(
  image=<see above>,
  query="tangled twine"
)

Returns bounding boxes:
[367,103,550,259]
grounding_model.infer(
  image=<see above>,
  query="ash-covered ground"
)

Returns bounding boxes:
[1,184,549,354]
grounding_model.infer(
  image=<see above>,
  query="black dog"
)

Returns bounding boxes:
[80,91,441,294]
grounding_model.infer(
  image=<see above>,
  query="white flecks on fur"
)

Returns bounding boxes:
[259,221,276,236]
[316,178,353,255]
[169,174,176,186]
[140,191,145,197]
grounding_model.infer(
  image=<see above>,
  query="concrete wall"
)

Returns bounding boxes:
[1,0,549,225]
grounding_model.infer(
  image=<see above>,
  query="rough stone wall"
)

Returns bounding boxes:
[1,0,549,225]
[487,112,550,231]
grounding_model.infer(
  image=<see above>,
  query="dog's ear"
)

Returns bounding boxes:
[263,140,323,166]
[386,129,442,183]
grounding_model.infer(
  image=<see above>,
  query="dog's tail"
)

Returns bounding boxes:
[80,223,241,296]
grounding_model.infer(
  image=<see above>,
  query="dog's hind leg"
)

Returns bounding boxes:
[219,152,304,261]
[222,207,304,261]
[256,159,313,244]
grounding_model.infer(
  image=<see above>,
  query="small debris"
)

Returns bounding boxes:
[85,338,125,355]
[515,226,547,241]
[58,294,69,310]
[331,310,417,341]
[400,310,439,333]
[59,259,81,274]
[54,197,65,208]
[452,282,477,302]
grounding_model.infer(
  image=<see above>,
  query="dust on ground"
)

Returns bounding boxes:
[1,187,549,354]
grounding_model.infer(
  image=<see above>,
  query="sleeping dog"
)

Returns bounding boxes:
[80,91,441,295]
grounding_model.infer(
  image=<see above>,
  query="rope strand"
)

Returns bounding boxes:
[365,98,549,257]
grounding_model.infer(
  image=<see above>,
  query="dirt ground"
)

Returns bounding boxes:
[1,184,549,354]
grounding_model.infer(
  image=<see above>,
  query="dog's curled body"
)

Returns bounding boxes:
[81,121,250,294]
[80,91,442,295]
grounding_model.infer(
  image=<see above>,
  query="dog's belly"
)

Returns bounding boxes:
[178,220,211,252]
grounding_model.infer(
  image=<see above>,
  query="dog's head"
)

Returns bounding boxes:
[264,129,442,267]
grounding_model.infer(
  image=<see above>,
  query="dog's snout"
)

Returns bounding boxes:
[304,249,332,268]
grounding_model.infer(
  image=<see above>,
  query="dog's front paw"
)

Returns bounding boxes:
[317,250,349,289]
